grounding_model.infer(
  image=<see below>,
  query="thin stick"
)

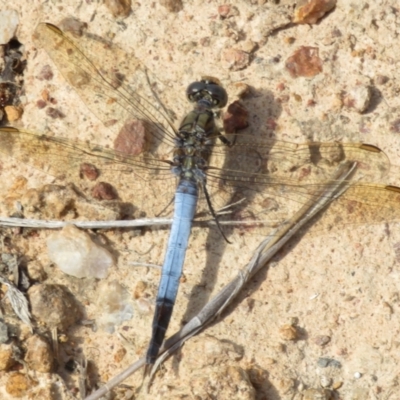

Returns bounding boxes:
[0,215,268,229]
[0,216,172,229]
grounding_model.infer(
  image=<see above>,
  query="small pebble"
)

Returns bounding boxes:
[199,36,210,47]
[134,280,147,299]
[247,365,269,388]
[284,36,296,44]
[314,335,331,346]
[5,373,30,397]
[96,280,134,333]
[40,88,50,102]
[221,48,250,71]
[0,10,19,44]
[320,375,332,388]
[238,39,257,54]
[19,325,32,342]
[47,224,113,279]
[80,162,99,181]
[343,85,371,113]
[91,182,118,200]
[317,357,341,368]
[292,93,302,102]
[45,107,65,119]
[4,105,23,121]
[218,4,233,18]
[113,347,127,363]
[28,386,54,400]
[24,334,54,373]
[114,119,147,156]
[160,0,183,12]
[37,65,54,81]
[0,320,9,343]
[223,101,249,133]
[136,297,152,315]
[276,377,295,393]
[279,324,298,341]
[58,333,68,343]
[26,261,47,282]
[0,251,13,265]
[332,381,343,389]
[59,17,87,37]
[293,0,336,25]
[0,344,15,371]
[36,99,47,109]
[354,372,362,379]
[390,118,400,133]
[375,75,389,85]
[260,197,279,211]
[28,283,82,330]
[285,46,323,78]
[104,0,132,18]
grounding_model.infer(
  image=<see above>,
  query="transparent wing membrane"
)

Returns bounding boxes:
[34,23,177,152]
[0,127,176,218]
[2,124,400,236]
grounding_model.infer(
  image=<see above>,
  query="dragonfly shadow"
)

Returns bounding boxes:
[172,87,283,372]
[203,193,344,319]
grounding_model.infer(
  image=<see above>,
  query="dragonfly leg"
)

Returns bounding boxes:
[202,181,232,244]
[218,132,235,147]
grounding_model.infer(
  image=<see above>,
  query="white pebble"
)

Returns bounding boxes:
[96,281,134,333]
[344,85,371,113]
[320,375,332,387]
[0,10,19,44]
[354,372,362,379]
[47,224,113,279]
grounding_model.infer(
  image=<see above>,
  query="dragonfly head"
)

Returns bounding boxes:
[186,78,228,109]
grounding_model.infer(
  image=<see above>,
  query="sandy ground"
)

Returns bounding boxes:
[1,1,400,399]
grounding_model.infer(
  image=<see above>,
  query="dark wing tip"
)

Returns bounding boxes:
[360,143,382,153]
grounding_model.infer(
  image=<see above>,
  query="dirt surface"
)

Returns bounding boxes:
[1,1,400,399]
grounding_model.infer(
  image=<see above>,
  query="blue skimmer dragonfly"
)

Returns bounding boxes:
[1,21,400,373]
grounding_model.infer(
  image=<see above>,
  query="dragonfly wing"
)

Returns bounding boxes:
[34,22,177,156]
[0,127,177,218]
[200,135,398,236]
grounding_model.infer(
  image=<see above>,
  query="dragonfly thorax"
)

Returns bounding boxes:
[172,139,209,181]
[172,91,222,182]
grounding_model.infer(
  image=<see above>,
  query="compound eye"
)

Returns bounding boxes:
[206,84,228,108]
[186,81,206,102]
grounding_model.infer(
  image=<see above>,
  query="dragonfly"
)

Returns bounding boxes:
[2,21,400,374]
